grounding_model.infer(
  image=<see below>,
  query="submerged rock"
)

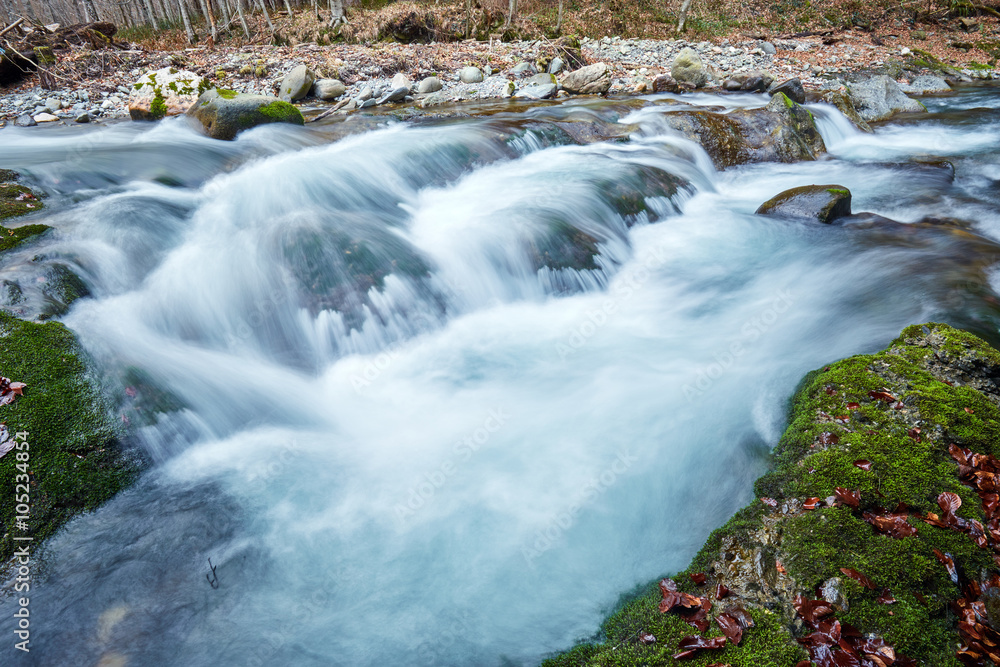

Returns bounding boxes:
[755,184,852,223]
[187,89,305,140]
[848,75,926,122]
[671,47,709,88]
[543,323,1000,666]
[561,62,611,95]
[128,67,207,121]
[661,92,826,169]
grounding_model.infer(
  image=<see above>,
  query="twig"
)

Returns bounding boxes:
[0,18,24,39]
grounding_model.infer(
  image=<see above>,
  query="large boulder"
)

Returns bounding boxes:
[848,75,925,122]
[560,62,611,95]
[755,184,852,223]
[458,66,484,84]
[416,76,442,94]
[671,47,709,88]
[819,91,873,133]
[661,92,826,169]
[901,75,951,94]
[128,67,208,121]
[279,64,316,102]
[187,89,305,140]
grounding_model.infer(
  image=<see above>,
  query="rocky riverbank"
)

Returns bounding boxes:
[544,322,1000,666]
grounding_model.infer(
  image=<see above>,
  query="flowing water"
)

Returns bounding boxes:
[2,85,1000,667]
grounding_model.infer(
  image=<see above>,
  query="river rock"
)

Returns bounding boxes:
[525,72,557,86]
[377,86,409,104]
[548,57,565,74]
[14,114,36,127]
[654,74,680,93]
[769,78,805,104]
[671,47,709,88]
[660,92,826,169]
[755,184,852,223]
[848,75,925,122]
[75,112,90,123]
[313,79,346,100]
[819,91,872,133]
[279,64,316,102]
[513,83,558,100]
[902,75,951,94]
[458,66,484,83]
[512,62,535,74]
[390,72,411,91]
[128,67,207,121]
[33,112,59,123]
[188,89,305,140]
[561,62,611,95]
[760,40,777,55]
[416,76,442,94]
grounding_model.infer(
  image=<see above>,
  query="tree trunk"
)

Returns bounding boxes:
[82,0,99,21]
[235,0,250,38]
[556,0,563,33]
[677,0,693,32]
[258,0,274,32]
[143,0,157,25]
[503,0,516,30]
[328,0,343,27]
[177,0,194,42]
[199,0,217,39]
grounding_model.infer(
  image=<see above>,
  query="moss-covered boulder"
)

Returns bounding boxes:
[543,323,1000,666]
[756,184,853,223]
[0,312,144,561]
[671,47,710,88]
[0,171,49,248]
[188,88,305,141]
[128,67,209,121]
[661,93,826,169]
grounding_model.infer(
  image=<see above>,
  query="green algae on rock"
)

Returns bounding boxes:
[542,323,1000,666]
[0,312,145,562]
[0,172,50,251]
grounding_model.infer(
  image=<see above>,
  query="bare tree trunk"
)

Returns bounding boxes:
[282,0,292,15]
[556,0,563,33]
[143,0,157,25]
[177,0,194,42]
[677,0,692,32]
[235,0,249,37]
[199,0,216,39]
[503,0,516,30]
[82,0,99,21]
[218,0,231,29]
[258,0,274,32]
[327,0,343,27]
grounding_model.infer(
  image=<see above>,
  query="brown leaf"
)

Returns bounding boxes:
[847,402,861,410]
[853,459,872,471]
[690,572,707,586]
[639,632,656,645]
[776,561,787,575]
[761,497,778,507]
[715,583,729,600]
[907,428,921,441]
[932,549,959,584]
[965,407,975,414]
[676,635,726,653]
[818,432,840,446]
[835,487,861,509]
[950,443,972,466]
[803,497,823,510]
[876,587,896,604]
[793,595,836,626]
[868,390,897,402]
[864,511,918,538]
[939,491,962,515]
[723,605,754,629]
[716,612,744,645]
[840,567,877,590]
[659,578,678,595]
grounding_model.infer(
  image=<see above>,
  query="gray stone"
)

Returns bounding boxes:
[902,75,951,94]
[14,114,36,127]
[820,577,849,612]
[360,98,377,108]
[44,97,62,111]
[357,86,373,102]
[279,64,316,102]
[769,78,805,104]
[561,62,611,95]
[313,79,346,100]
[416,76,443,94]
[548,57,565,74]
[377,86,409,104]
[512,62,535,74]
[525,72,557,86]
[458,66,484,84]
[74,112,90,123]
[848,75,926,122]
[653,74,680,93]
[755,184,852,223]
[33,112,59,123]
[128,67,207,120]
[513,83,558,100]
[390,72,411,91]
[187,89,304,140]
[760,41,777,55]
[671,48,709,88]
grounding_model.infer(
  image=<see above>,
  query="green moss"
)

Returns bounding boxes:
[150,90,168,120]
[259,100,305,124]
[0,184,45,223]
[826,188,849,195]
[0,312,145,561]
[217,88,238,100]
[0,224,49,253]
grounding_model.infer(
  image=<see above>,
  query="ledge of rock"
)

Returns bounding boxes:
[187,88,305,140]
[849,75,927,122]
[543,322,1000,666]
[756,184,853,224]
[661,93,825,169]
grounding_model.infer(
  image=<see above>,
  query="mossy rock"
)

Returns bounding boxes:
[0,183,45,224]
[188,88,305,140]
[755,184,852,223]
[544,323,1000,666]
[0,312,145,561]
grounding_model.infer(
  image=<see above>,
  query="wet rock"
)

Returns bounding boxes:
[313,78,346,100]
[741,73,772,92]
[377,86,409,104]
[660,93,826,169]
[769,78,805,104]
[513,83,557,100]
[14,114,36,127]
[75,112,90,123]
[819,91,873,133]
[458,66,484,83]
[820,577,849,612]
[561,62,611,95]
[848,75,925,122]
[128,67,207,120]
[188,89,305,140]
[416,76,442,94]
[723,79,743,91]
[756,184,852,223]
[279,64,316,102]
[671,47,709,88]
[525,72,557,86]
[653,73,680,93]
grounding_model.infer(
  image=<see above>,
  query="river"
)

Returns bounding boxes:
[1,85,1000,666]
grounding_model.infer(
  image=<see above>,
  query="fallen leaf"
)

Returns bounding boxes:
[840,567,877,590]
[639,632,656,645]
[690,572,707,586]
[715,583,729,600]
[853,459,872,471]
[835,487,861,509]
[876,588,896,604]
[818,432,840,446]
[868,390,897,403]
[847,402,861,410]
[761,497,778,507]
[939,491,962,515]
[965,407,975,414]
[716,612,744,645]
[803,497,823,510]
[907,427,921,441]
[863,511,918,538]
[659,578,678,595]
[776,561,787,575]
[932,549,959,584]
